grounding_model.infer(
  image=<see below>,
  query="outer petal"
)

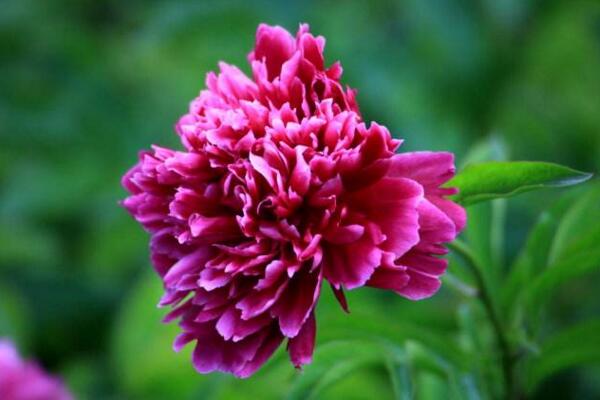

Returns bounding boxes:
[347,176,423,256]
[387,152,456,190]
[323,177,422,290]
[323,176,422,291]
[429,196,467,233]
[388,151,466,233]
[271,269,321,337]
[236,325,285,378]
[366,264,410,293]
[416,199,456,244]
[400,250,448,277]
[394,268,442,300]
[191,322,280,377]
[323,232,383,290]
[287,311,316,368]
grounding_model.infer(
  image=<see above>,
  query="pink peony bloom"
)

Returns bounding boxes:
[122,23,466,378]
[0,340,72,400]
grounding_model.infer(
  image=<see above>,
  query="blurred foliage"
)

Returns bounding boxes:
[0,0,599,398]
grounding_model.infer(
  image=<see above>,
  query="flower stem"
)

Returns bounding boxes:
[449,240,515,399]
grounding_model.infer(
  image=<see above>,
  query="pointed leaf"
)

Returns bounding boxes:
[447,161,592,206]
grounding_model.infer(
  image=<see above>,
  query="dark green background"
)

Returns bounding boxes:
[1,0,599,398]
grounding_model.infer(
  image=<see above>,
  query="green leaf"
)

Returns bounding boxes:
[502,184,600,326]
[405,340,449,378]
[286,340,393,400]
[456,303,497,399]
[452,374,483,400]
[526,320,600,392]
[413,369,481,400]
[384,346,414,400]
[461,201,505,300]
[524,247,600,317]
[447,161,592,206]
[414,371,448,400]
[547,185,600,265]
[500,190,579,316]
[315,286,461,356]
[312,364,398,400]
[317,310,468,371]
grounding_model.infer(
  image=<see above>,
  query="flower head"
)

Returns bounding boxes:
[122,23,466,378]
[0,340,72,400]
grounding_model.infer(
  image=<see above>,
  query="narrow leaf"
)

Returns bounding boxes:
[500,191,579,316]
[319,311,468,370]
[526,320,600,392]
[384,346,414,400]
[287,340,390,400]
[547,185,600,265]
[524,247,600,317]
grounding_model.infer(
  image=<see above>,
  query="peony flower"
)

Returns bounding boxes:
[0,339,72,400]
[122,23,466,378]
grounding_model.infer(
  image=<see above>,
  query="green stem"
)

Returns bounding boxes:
[449,240,515,399]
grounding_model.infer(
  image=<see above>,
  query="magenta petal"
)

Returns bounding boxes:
[235,326,285,378]
[189,214,240,242]
[216,307,272,342]
[192,321,285,378]
[236,281,289,320]
[387,152,456,190]
[396,269,442,300]
[287,311,316,368]
[173,332,195,352]
[191,324,262,375]
[252,24,296,80]
[290,147,311,195]
[400,251,448,277]
[366,265,410,293]
[429,196,467,232]
[323,234,382,290]
[347,176,423,257]
[163,247,213,289]
[215,307,238,340]
[324,224,365,245]
[272,269,321,337]
[191,336,231,374]
[416,199,456,244]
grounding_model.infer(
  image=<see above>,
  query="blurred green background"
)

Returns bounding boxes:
[1,0,599,398]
